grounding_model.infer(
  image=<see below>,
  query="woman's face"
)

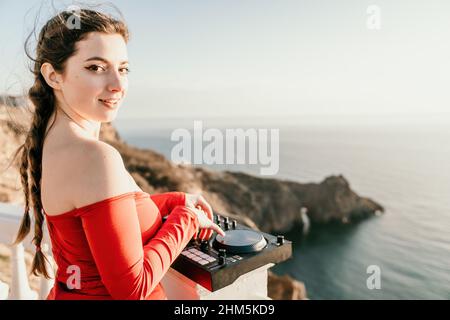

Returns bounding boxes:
[58,32,129,123]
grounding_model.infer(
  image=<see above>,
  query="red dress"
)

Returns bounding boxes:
[43,191,199,300]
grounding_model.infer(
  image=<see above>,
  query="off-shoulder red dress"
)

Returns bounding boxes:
[43,191,199,300]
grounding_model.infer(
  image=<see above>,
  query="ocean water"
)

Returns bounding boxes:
[113,117,450,299]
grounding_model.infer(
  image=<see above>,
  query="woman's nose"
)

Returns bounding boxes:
[107,70,127,92]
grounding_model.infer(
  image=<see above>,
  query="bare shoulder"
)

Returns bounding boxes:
[68,140,137,209]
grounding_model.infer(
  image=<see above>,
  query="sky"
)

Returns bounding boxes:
[0,0,449,119]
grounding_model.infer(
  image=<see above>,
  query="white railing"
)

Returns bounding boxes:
[0,201,54,300]
[0,201,272,300]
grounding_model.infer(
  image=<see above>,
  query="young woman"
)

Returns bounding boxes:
[12,8,224,300]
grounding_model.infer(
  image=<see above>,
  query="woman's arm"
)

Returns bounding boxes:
[81,199,199,299]
[150,192,185,217]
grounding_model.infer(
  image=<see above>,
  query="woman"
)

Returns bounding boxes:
[11,8,224,300]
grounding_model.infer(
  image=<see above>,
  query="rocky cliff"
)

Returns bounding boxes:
[103,126,384,233]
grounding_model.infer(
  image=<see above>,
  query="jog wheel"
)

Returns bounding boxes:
[213,229,268,254]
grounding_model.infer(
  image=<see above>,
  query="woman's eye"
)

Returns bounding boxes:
[87,65,106,72]
[86,65,130,74]
[119,67,130,74]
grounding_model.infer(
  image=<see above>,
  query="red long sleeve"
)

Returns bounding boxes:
[79,193,199,300]
[150,192,185,217]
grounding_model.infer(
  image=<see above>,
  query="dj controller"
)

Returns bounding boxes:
[170,213,292,292]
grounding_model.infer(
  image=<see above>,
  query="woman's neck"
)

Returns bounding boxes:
[54,106,100,141]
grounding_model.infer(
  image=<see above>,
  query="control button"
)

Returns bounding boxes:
[277,235,285,245]
[232,255,243,260]
[232,220,237,229]
[191,256,202,262]
[206,257,216,262]
[224,221,230,230]
[200,240,209,252]
[198,259,209,265]
[228,258,236,262]
[218,249,227,265]
[224,216,230,224]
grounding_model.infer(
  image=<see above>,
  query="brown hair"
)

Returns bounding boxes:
[9,8,129,279]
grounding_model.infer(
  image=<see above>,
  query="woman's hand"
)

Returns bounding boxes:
[185,193,224,240]
[189,207,225,240]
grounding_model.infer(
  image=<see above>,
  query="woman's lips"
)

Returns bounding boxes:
[99,98,120,109]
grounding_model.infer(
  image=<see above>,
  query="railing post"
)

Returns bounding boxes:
[38,244,55,300]
[1,202,54,300]
[8,242,38,300]
[0,280,9,300]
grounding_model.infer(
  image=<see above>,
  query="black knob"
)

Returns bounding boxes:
[224,221,230,230]
[277,235,285,245]
[231,220,237,229]
[218,249,227,265]
[224,216,230,224]
[215,214,221,224]
[200,240,209,252]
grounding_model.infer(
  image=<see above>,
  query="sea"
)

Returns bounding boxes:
[113,115,450,300]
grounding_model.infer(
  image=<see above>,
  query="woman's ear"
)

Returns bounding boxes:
[40,62,63,90]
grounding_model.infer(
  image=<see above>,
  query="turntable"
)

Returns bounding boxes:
[170,213,292,291]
